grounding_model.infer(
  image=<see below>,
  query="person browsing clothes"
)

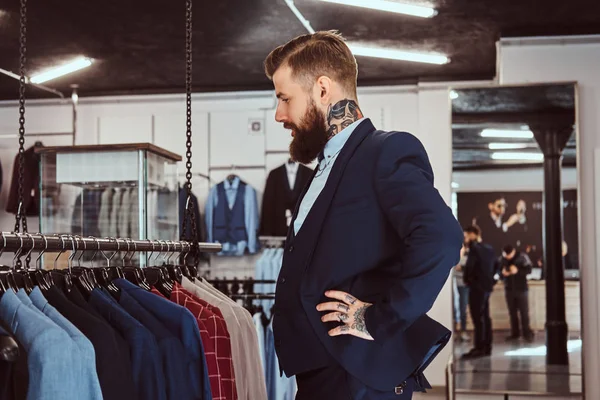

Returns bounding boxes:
[264,30,463,400]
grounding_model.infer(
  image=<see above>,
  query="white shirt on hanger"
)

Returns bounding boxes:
[182,277,268,400]
[285,162,299,190]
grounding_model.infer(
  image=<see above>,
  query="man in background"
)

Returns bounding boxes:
[454,243,470,342]
[500,245,534,342]
[474,196,523,256]
[463,225,497,358]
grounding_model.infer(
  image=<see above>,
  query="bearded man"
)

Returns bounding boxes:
[264,30,463,400]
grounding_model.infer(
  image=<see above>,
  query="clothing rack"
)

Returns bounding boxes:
[209,165,266,171]
[0,232,222,254]
[258,236,286,247]
[206,279,276,284]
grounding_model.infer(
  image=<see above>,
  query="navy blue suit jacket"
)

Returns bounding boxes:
[281,119,463,390]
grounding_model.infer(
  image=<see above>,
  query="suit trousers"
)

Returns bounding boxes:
[296,364,416,400]
[505,290,532,337]
[469,288,492,351]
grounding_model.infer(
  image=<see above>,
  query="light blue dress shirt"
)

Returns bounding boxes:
[293,118,366,235]
[206,176,260,255]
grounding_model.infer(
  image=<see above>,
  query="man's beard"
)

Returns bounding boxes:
[287,100,329,165]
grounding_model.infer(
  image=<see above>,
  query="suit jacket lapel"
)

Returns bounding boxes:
[291,119,376,249]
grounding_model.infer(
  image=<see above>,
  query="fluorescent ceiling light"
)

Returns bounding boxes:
[450,90,459,100]
[317,0,437,18]
[480,128,534,139]
[488,143,530,150]
[30,56,93,84]
[451,182,460,189]
[348,44,449,65]
[491,152,543,161]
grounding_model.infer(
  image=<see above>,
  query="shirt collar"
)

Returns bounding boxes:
[224,175,240,189]
[321,118,366,162]
[285,162,299,174]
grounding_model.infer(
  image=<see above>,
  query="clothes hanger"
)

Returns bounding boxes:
[19,233,39,294]
[122,239,151,291]
[34,234,52,292]
[93,239,121,300]
[8,235,31,293]
[164,240,183,284]
[226,164,237,183]
[0,233,16,293]
[69,236,95,297]
[76,236,99,289]
[144,241,173,298]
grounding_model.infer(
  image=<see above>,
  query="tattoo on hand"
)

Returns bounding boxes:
[339,313,348,322]
[345,294,356,305]
[326,100,363,139]
[337,303,350,313]
[351,305,369,334]
[340,325,350,332]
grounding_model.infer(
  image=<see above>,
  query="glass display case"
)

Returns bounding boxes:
[36,143,181,249]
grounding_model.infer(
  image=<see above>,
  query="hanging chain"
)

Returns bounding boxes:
[15,0,29,268]
[181,0,199,267]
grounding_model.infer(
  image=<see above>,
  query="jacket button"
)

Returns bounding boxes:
[280,277,286,284]
[288,245,294,252]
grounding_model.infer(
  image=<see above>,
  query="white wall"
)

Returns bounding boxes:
[453,167,577,192]
[497,35,600,400]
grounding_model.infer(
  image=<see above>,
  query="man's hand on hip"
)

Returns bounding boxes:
[316,290,374,341]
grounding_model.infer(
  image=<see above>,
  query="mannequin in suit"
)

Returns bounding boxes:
[260,161,313,237]
[264,31,463,399]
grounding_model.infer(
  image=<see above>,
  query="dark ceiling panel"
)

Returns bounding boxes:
[451,83,577,169]
[0,0,599,100]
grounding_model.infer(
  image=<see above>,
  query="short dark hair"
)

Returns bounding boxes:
[264,30,358,97]
[503,244,515,255]
[464,225,481,236]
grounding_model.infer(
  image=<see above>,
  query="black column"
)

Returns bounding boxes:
[531,125,572,366]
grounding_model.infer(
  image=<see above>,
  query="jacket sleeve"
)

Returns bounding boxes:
[365,132,464,341]
[517,253,533,276]
[259,171,275,236]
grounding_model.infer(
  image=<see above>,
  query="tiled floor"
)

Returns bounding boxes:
[452,331,582,396]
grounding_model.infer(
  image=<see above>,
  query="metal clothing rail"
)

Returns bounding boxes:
[0,233,222,254]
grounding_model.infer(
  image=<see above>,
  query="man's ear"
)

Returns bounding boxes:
[316,76,332,106]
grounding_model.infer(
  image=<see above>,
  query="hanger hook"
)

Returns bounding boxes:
[122,238,131,266]
[68,235,79,273]
[145,239,154,267]
[126,239,137,264]
[54,235,67,270]
[36,234,48,270]
[76,236,86,267]
[0,231,6,259]
[101,238,119,268]
[23,233,36,264]
[13,234,24,270]
[90,237,100,268]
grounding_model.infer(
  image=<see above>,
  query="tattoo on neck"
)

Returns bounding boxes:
[326,99,363,139]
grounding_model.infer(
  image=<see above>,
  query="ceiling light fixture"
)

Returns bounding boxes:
[480,128,534,139]
[317,0,437,18]
[488,143,530,150]
[450,90,459,100]
[491,152,543,161]
[347,44,449,65]
[30,56,93,84]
